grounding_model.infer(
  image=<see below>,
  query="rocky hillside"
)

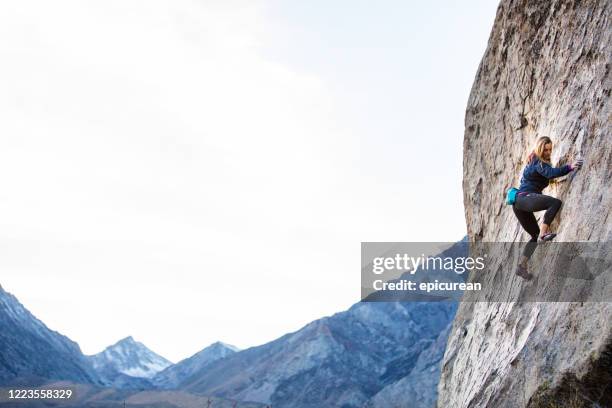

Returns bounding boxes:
[0,285,99,386]
[438,0,611,407]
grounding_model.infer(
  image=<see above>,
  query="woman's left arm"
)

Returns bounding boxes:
[536,162,573,179]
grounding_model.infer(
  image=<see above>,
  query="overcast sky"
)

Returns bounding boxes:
[0,0,498,362]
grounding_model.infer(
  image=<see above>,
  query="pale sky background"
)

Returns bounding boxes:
[0,1,498,362]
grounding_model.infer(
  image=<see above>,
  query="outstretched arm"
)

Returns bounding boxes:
[536,161,573,179]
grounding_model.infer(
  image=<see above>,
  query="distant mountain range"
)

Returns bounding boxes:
[0,241,465,407]
[176,301,456,408]
[0,290,456,408]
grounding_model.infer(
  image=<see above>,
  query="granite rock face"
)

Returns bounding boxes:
[437,0,611,407]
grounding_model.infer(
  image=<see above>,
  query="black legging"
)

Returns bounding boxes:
[512,193,562,259]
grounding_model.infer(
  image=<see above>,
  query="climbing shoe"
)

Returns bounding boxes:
[516,264,533,280]
[539,232,557,242]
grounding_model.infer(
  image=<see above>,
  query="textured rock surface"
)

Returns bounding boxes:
[438,0,611,407]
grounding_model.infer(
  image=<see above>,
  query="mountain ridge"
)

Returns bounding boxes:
[0,285,99,386]
[153,341,239,389]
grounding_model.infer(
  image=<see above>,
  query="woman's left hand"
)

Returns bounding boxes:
[572,159,584,170]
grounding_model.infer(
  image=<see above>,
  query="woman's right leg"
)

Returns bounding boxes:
[512,205,539,261]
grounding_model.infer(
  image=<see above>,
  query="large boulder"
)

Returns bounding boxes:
[437,0,611,407]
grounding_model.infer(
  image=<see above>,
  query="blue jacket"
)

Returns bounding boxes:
[517,157,572,194]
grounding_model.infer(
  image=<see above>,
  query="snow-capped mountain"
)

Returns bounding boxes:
[0,284,99,386]
[88,336,172,386]
[153,341,239,388]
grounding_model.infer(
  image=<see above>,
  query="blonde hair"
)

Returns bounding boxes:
[527,136,553,164]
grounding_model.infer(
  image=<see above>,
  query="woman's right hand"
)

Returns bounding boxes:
[572,159,584,170]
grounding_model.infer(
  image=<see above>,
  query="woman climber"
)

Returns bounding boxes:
[512,136,583,280]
